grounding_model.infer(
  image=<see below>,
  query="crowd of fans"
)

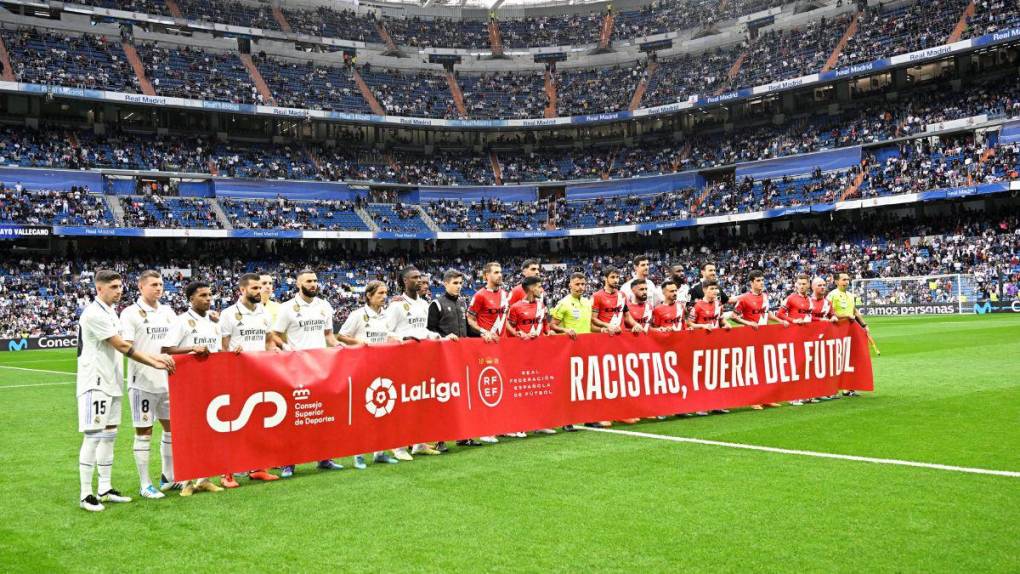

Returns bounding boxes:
[138,43,263,104]
[219,197,368,231]
[1,28,136,92]
[0,184,111,226]
[2,208,1016,337]
[119,194,222,229]
[424,198,550,232]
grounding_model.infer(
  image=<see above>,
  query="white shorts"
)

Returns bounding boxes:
[129,388,170,428]
[78,390,123,433]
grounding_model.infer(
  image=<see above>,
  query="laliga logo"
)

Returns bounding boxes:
[365,377,397,418]
[206,391,288,433]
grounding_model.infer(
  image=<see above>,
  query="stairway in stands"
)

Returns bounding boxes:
[122,41,156,96]
[238,53,276,105]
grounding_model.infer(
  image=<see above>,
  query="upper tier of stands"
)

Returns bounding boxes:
[0,0,1013,120]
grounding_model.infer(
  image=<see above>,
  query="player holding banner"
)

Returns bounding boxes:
[161,281,224,496]
[339,280,402,468]
[625,278,653,332]
[731,269,788,410]
[272,269,345,477]
[77,270,175,512]
[468,261,511,342]
[506,276,557,436]
[687,279,731,416]
[652,280,686,331]
[218,273,281,484]
[591,267,642,424]
[119,269,180,499]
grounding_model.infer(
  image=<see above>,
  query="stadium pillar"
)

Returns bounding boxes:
[954,54,972,77]
[892,68,909,91]
[835,81,851,104]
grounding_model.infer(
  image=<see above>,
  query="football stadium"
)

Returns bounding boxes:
[0,0,1018,571]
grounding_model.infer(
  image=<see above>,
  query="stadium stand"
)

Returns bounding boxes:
[2,208,1016,337]
[219,197,370,231]
[137,43,261,104]
[119,194,223,229]
[0,184,112,226]
[1,28,137,92]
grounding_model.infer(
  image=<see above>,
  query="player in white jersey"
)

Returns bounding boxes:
[621,254,664,308]
[338,280,402,468]
[161,280,225,496]
[386,265,448,342]
[119,269,180,499]
[272,269,344,478]
[385,266,458,458]
[76,270,175,512]
[218,273,282,484]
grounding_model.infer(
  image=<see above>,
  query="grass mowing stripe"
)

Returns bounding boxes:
[578,426,1020,478]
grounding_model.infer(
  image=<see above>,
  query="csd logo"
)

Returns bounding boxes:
[206,392,287,433]
[365,377,397,418]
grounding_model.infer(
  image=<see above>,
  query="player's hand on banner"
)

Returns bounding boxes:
[564,328,577,339]
[481,330,498,343]
[155,353,176,374]
[191,345,209,357]
[780,320,790,328]
[722,323,732,331]
[445,333,459,341]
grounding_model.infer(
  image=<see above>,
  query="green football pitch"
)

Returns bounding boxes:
[1,314,1017,573]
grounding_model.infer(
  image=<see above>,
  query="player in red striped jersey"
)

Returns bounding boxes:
[776,274,813,325]
[508,259,540,307]
[652,280,685,331]
[626,278,653,332]
[507,276,549,339]
[808,277,838,324]
[468,261,510,343]
[686,279,731,415]
[777,274,814,405]
[732,269,788,410]
[687,280,731,332]
[732,269,789,331]
[591,267,642,335]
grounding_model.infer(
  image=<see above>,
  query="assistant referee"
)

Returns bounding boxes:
[827,272,869,396]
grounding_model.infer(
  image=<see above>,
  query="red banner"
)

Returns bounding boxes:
[169,322,873,480]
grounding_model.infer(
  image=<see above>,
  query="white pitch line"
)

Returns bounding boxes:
[579,426,1020,478]
[0,381,74,389]
[0,364,74,375]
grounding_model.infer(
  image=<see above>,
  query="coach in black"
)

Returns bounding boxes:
[427,269,468,338]
[688,261,731,304]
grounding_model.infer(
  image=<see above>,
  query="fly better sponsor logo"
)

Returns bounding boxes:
[364,376,462,418]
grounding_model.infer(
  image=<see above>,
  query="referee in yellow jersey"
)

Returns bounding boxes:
[827,272,870,396]
[550,272,592,431]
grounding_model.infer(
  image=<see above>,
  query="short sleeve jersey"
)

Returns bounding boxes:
[827,289,856,318]
[339,305,391,344]
[688,299,723,326]
[171,309,222,353]
[551,295,593,334]
[219,301,272,352]
[76,299,123,397]
[592,289,629,327]
[652,302,685,330]
[121,299,176,393]
[733,292,771,325]
[468,287,510,334]
[273,296,335,350]
[507,299,548,336]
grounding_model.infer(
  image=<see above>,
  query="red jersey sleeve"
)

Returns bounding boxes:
[468,292,483,316]
[732,295,746,319]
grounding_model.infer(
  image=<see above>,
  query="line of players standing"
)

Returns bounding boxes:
[74,256,869,511]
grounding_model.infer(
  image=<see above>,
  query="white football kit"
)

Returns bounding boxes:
[219,300,272,352]
[76,299,124,432]
[273,296,335,350]
[384,293,438,340]
[120,299,176,428]
[339,305,391,344]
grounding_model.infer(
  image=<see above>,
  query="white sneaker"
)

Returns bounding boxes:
[478,436,499,444]
[790,400,804,406]
[696,411,709,416]
[140,484,166,499]
[99,489,132,503]
[534,428,557,434]
[392,447,414,461]
[80,494,104,512]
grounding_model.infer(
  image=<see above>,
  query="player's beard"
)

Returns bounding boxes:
[300,286,318,298]
[246,293,260,305]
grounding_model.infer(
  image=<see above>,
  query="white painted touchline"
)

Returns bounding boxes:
[0,381,75,389]
[0,364,74,375]
[579,426,1020,478]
